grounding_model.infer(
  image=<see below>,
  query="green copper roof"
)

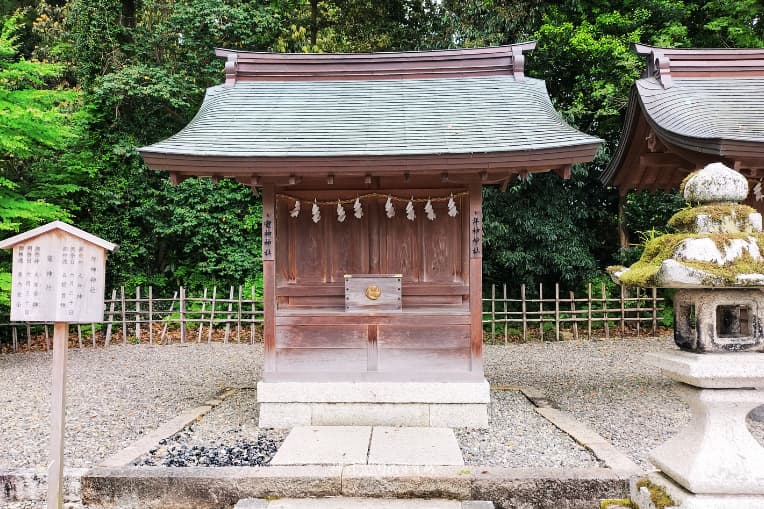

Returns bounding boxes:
[140,75,600,158]
[637,76,764,147]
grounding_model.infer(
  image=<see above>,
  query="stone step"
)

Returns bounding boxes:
[235,499,493,509]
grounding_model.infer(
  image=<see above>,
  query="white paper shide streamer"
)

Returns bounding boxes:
[385,196,395,218]
[447,194,458,217]
[406,197,415,221]
[336,200,346,222]
[311,199,321,223]
[354,197,363,219]
[289,200,300,218]
[424,198,436,221]
[755,180,763,202]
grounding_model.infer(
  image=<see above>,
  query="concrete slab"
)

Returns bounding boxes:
[257,381,491,403]
[271,426,371,465]
[266,498,462,508]
[368,427,464,466]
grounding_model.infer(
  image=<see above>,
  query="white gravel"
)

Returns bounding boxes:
[456,390,600,467]
[483,338,764,468]
[0,343,263,469]
[1,337,762,474]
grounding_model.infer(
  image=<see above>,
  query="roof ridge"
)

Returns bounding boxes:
[214,43,537,85]
[632,43,764,89]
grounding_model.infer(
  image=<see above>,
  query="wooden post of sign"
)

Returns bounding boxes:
[521,284,527,342]
[48,322,67,509]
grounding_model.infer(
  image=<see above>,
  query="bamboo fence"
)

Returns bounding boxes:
[0,283,664,352]
[482,282,664,344]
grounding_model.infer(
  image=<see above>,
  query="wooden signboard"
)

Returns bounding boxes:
[345,274,402,311]
[0,221,116,509]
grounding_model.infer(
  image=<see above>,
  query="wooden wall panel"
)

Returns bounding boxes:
[378,325,470,348]
[278,325,367,348]
[421,198,464,283]
[289,204,326,283]
[328,211,369,282]
[276,348,367,371]
[378,348,470,372]
[379,202,422,282]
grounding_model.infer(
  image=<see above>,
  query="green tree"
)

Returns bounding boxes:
[0,12,93,306]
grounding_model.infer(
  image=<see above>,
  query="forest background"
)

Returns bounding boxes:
[1,0,763,310]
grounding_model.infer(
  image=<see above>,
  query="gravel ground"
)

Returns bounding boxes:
[456,390,600,467]
[484,337,764,468]
[0,343,263,469]
[1,337,762,474]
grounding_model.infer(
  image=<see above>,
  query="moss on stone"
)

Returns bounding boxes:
[636,479,675,509]
[600,498,634,509]
[668,203,757,231]
[615,232,764,287]
[678,170,699,197]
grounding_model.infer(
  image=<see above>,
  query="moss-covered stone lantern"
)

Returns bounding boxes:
[610,162,764,353]
[610,162,764,508]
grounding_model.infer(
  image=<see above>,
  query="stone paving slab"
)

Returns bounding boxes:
[270,426,371,465]
[234,498,494,509]
[368,427,464,466]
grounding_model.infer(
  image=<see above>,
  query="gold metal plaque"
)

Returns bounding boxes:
[365,285,382,300]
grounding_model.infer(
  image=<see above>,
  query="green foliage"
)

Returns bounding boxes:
[2,0,762,307]
[482,165,618,293]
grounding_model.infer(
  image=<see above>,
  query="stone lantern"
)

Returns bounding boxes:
[610,162,764,508]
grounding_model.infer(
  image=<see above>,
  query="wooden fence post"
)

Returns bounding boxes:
[570,291,579,341]
[490,284,496,344]
[148,286,153,344]
[77,324,82,349]
[237,285,243,343]
[179,286,186,343]
[135,286,141,343]
[224,286,234,343]
[502,283,508,345]
[538,283,544,341]
[587,283,592,340]
[554,283,560,341]
[120,286,126,344]
[652,287,658,335]
[619,284,625,337]
[160,291,177,343]
[601,283,610,340]
[44,324,50,351]
[105,289,117,346]
[521,284,527,342]
[208,286,217,343]
[91,322,96,348]
[250,286,256,345]
[197,287,208,343]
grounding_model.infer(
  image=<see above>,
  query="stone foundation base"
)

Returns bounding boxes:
[631,472,764,509]
[257,381,490,428]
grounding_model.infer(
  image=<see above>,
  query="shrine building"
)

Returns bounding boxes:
[140,44,601,427]
[602,44,764,245]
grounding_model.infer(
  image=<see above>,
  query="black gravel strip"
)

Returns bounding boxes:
[137,433,280,467]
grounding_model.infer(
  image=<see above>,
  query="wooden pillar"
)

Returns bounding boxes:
[618,191,629,250]
[262,183,276,372]
[48,322,67,509]
[468,181,483,374]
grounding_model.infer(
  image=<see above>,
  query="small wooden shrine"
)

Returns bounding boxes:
[602,44,764,245]
[140,44,600,426]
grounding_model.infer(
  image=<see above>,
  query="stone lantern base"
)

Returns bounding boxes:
[636,350,764,509]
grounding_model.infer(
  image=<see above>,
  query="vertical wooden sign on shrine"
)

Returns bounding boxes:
[0,221,116,509]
